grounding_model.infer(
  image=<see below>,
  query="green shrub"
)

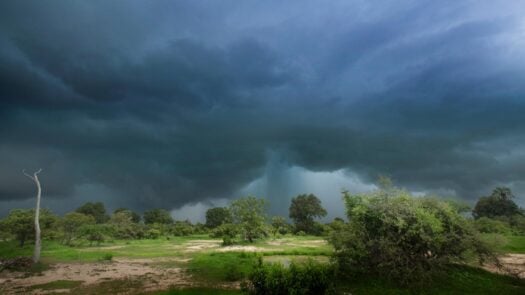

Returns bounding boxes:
[100,253,113,261]
[242,258,335,295]
[474,217,512,234]
[210,223,239,245]
[330,189,496,286]
[145,229,161,239]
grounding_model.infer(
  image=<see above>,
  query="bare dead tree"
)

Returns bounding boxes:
[23,168,43,263]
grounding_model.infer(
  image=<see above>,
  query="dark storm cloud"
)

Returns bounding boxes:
[1,0,525,214]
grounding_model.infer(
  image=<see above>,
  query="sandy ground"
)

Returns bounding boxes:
[0,258,192,294]
[483,254,525,279]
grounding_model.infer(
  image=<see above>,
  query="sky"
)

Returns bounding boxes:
[1,1,525,221]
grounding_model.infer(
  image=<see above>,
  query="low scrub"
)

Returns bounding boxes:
[241,258,335,295]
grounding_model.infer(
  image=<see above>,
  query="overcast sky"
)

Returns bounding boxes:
[1,1,525,221]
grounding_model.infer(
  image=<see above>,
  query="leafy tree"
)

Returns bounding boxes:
[61,212,96,245]
[270,216,288,237]
[79,224,111,246]
[205,207,232,228]
[109,211,144,239]
[473,187,522,219]
[172,220,194,236]
[330,188,495,286]
[143,208,173,225]
[75,202,109,224]
[230,196,267,243]
[0,209,58,247]
[289,194,327,234]
[114,208,141,223]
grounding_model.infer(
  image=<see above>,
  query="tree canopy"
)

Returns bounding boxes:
[230,196,267,242]
[289,194,327,234]
[473,187,522,219]
[205,207,231,228]
[143,208,173,225]
[75,202,109,224]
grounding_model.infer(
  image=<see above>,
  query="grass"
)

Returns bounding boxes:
[29,280,83,291]
[2,234,525,294]
[153,287,242,295]
[342,265,525,295]
[188,252,259,282]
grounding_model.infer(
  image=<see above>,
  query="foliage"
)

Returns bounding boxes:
[145,228,162,239]
[230,196,268,243]
[109,211,145,239]
[242,258,335,295]
[75,202,109,224]
[188,252,259,282]
[172,220,194,236]
[143,209,173,225]
[100,253,113,261]
[206,207,232,228]
[114,208,141,223]
[474,217,512,234]
[0,208,58,247]
[79,224,112,246]
[210,223,239,245]
[271,216,289,237]
[289,194,327,235]
[61,212,96,245]
[330,188,496,286]
[473,187,523,219]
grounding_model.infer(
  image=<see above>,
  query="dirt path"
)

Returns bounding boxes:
[0,258,192,294]
[484,254,525,279]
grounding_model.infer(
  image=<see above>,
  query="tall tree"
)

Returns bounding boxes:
[143,208,173,225]
[289,194,327,234]
[76,202,109,224]
[61,212,95,245]
[23,169,42,263]
[230,196,267,242]
[205,207,231,228]
[114,208,141,223]
[473,187,522,219]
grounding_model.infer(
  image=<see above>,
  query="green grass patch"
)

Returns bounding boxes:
[188,252,259,282]
[153,287,242,295]
[500,235,525,253]
[341,265,525,295]
[29,280,83,290]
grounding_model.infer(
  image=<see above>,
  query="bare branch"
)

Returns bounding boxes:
[34,168,42,176]
[22,169,34,180]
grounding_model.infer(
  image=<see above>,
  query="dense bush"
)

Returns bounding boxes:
[330,189,496,286]
[242,258,335,295]
[210,223,239,245]
[474,217,512,234]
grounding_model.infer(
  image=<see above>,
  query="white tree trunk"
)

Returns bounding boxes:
[24,169,42,263]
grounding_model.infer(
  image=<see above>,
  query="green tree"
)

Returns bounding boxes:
[109,211,144,239]
[61,212,96,245]
[75,202,109,224]
[114,208,141,223]
[230,196,267,243]
[330,188,495,286]
[143,208,173,225]
[205,207,232,228]
[270,216,288,237]
[289,194,327,234]
[0,209,58,247]
[473,187,522,219]
[79,224,111,246]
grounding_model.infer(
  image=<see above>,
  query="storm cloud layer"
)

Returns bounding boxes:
[1,1,525,216]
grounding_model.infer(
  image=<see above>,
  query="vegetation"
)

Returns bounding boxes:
[230,196,268,243]
[289,194,327,235]
[242,258,335,295]
[1,183,525,294]
[205,207,232,228]
[473,187,523,219]
[330,187,495,286]
[144,208,174,225]
[76,202,109,224]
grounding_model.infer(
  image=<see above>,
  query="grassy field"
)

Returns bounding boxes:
[1,234,524,294]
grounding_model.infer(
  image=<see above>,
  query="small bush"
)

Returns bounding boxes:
[242,258,335,295]
[295,231,306,236]
[100,253,113,261]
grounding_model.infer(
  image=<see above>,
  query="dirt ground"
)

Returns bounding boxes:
[0,258,192,294]
[1,251,523,294]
